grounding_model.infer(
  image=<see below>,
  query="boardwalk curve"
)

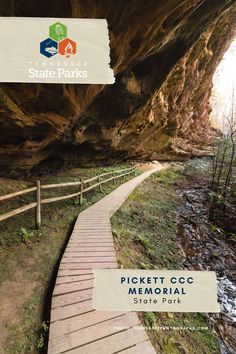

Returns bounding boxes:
[48,167,159,354]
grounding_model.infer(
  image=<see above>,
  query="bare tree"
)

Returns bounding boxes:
[211,88,236,210]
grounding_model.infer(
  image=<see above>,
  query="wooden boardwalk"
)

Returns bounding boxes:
[48,167,158,354]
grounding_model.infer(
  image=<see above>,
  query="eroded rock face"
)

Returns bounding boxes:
[0,1,236,175]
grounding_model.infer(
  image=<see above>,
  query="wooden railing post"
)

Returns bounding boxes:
[97,177,102,192]
[36,180,41,229]
[79,179,84,205]
[0,167,140,225]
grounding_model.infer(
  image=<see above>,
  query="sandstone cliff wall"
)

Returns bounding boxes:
[0,0,235,175]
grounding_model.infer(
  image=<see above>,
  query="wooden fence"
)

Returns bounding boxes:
[0,167,135,228]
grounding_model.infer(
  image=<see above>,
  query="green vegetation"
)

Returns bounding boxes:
[0,164,135,353]
[111,167,220,354]
[0,165,132,248]
[112,169,183,270]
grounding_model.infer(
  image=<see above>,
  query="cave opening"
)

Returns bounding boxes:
[211,37,236,132]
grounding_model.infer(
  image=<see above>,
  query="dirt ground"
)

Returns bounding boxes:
[0,268,36,353]
[137,161,167,171]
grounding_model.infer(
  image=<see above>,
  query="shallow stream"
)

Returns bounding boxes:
[177,187,236,354]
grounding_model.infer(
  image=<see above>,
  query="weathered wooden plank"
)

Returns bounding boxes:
[61,256,116,263]
[53,279,94,296]
[74,239,114,243]
[74,228,112,231]
[68,239,114,243]
[52,288,93,308]
[64,246,114,252]
[50,310,126,339]
[74,223,111,226]
[42,190,82,204]
[56,275,94,285]
[0,202,36,222]
[35,180,41,228]
[74,221,108,224]
[69,238,113,242]
[72,230,111,234]
[0,186,36,201]
[57,269,93,277]
[69,240,113,244]
[59,262,117,270]
[42,180,81,189]
[77,230,112,233]
[63,251,116,257]
[78,212,110,214]
[48,313,140,353]
[75,216,109,220]
[73,230,111,233]
[68,243,114,247]
[69,241,113,245]
[70,234,112,238]
[65,328,150,354]
[51,299,93,322]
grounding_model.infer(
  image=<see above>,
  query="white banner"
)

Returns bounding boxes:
[93,269,220,312]
[0,17,114,84]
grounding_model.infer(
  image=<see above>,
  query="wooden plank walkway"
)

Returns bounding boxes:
[48,167,159,354]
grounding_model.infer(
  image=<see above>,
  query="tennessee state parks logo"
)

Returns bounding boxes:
[40,22,77,58]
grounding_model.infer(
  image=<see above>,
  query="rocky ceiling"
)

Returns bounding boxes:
[0,0,236,175]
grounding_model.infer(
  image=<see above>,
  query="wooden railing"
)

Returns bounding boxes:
[0,167,135,228]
